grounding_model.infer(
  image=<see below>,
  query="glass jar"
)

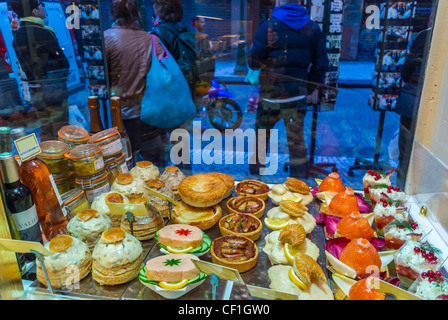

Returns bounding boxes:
[58,125,90,148]
[37,140,70,175]
[65,143,105,178]
[61,188,90,218]
[75,170,111,204]
[53,171,75,196]
[105,152,128,185]
[89,127,123,159]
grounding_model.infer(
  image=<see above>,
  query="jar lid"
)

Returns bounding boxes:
[65,143,102,160]
[89,127,120,144]
[105,152,127,166]
[62,188,86,206]
[75,169,109,186]
[58,125,90,144]
[39,140,70,158]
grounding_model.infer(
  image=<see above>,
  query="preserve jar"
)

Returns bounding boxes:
[65,143,105,178]
[75,170,111,204]
[89,127,123,159]
[37,140,70,175]
[58,125,90,148]
[61,188,90,218]
[105,152,128,185]
[53,171,75,196]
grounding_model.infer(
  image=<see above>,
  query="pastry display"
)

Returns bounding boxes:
[226,196,265,219]
[267,252,333,300]
[160,166,185,200]
[268,177,313,205]
[338,238,382,277]
[178,172,230,207]
[362,169,392,201]
[394,240,445,289]
[171,201,222,230]
[110,173,146,200]
[144,179,174,219]
[383,219,430,250]
[369,184,407,207]
[129,161,160,183]
[218,213,262,241]
[266,201,316,234]
[409,272,448,300]
[91,191,129,228]
[36,235,91,289]
[263,224,319,265]
[155,224,211,255]
[317,172,346,198]
[120,196,164,241]
[235,180,270,200]
[211,235,258,273]
[348,277,385,300]
[91,228,143,285]
[325,188,360,218]
[66,208,112,251]
[373,198,408,236]
[335,211,374,241]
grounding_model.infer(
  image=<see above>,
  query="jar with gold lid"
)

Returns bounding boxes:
[75,170,111,204]
[53,171,75,196]
[61,188,90,217]
[58,125,90,148]
[37,140,70,175]
[105,152,128,185]
[89,127,123,159]
[65,143,104,178]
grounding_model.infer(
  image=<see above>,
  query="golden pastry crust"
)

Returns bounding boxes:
[293,252,327,286]
[285,177,310,195]
[178,173,229,207]
[226,196,265,219]
[218,213,262,241]
[278,224,306,248]
[235,180,270,200]
[214,172,235,198]
[171,201,222,230]
[211,235,258,273]
[48,235,73,253]
[280,200,308,217]
[92,253,143,286]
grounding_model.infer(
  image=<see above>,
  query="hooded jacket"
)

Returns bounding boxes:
[249,4,329,99]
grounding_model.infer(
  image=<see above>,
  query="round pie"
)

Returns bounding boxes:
[218,213,262,241]
[226,196,265,219]
[178,173,230,207]
[211,235,258,273]
[171,201,222,230]
[235,180,270,200]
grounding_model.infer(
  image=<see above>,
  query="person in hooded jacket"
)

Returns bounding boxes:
[248,0,329,177]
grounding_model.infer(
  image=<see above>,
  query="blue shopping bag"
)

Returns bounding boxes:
[141,35,196,129]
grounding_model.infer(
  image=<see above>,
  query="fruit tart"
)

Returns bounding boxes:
[226,196,265,219]
[268,177,313,205]
[218,213,262,241]
[235,180,270,200]
[211,235,258,273]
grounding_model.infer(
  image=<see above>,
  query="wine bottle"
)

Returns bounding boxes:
[18,154,70,241]
[88,96,104,135]
[0,127,12,153]
[0,152,42,261]
[110,96,133,170]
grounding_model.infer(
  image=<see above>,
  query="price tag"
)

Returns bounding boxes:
[0,238,52,256]
[190,260,245,285]
[13,133,41,162]
[106,202,148,217]
[246,284,298,300]
[144,186,177,205]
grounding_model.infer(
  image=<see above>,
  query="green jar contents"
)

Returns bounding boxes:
[62,188,90,217]
[75,170,111,204]
[54,171,75,196]
[105,152,128,185]
[65,143,105,178]
[37,140,70,175]
[89,128,123,159]
[58,125,90,148]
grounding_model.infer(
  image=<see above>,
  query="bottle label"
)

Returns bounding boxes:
[11,205,42,242]
[101,139,123,157]
[85,183,111,203]
[14,133,42,162]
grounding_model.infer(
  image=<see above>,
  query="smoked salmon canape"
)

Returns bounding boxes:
[139,253,207,299]
[154,224,211,256]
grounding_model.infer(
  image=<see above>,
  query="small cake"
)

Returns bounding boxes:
[226,196,265,219]
[268,177,313,205]
[111,173,146,200]
[178,172,230,207]
[384,219,430,250]
[91,191,129,228]
[394,240,445,289]
[129,161,160,182]
[36,235,91,289]
[157,224,203,251]
[362,170,391,200]
[144,179,174,219]
[211,235,258,273]
[171,201,222,230]
[266,203,316,234]
[145,253,200,283]
[235,180,270,200]
[66,208,112,251]
[369,184,406,207]
[92,228,143,285]
[373,198,407,236]
[120,196,164,241]
[160,166,185,200]
[410,272,448,300]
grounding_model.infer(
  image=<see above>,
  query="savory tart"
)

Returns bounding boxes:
[36,235,91,289]
[218,213,262,241]
[129,161,160,183]
[211,235,258,273]
[226,196,265,219]
[235,180,270,200]
[155,224,211,255]
[92,228,143,285]
[171,201,222,230]
[178,172,230,207]
[91,191,129,228]
[110,173,146,200]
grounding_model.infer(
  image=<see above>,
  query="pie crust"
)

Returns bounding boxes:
[211,235,258,273]
[218,213,262,241]
[226,196,265,219]
[235,180,270,200]
[171,201,222,230]
[178,173,230,207]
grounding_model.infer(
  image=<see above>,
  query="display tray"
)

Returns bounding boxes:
[26,188,332,300]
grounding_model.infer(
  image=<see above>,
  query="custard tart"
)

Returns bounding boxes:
[211,235,258,273]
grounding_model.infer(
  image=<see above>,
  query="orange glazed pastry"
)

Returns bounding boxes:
[318,172,346,193]
[326,188,360,218]
[349,277,385,300]
[335,211,374,241]
[339,238,381,277]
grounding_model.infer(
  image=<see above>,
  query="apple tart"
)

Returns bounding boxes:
[211,235,258,273]
[235,180,270,200]
[218,213,262,241]
[226,196,265,219]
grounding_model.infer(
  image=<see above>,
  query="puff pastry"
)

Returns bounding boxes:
[268,181,314,206]
[267,206,316,234]
[178,173,229,207]
[171,201,222,230]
